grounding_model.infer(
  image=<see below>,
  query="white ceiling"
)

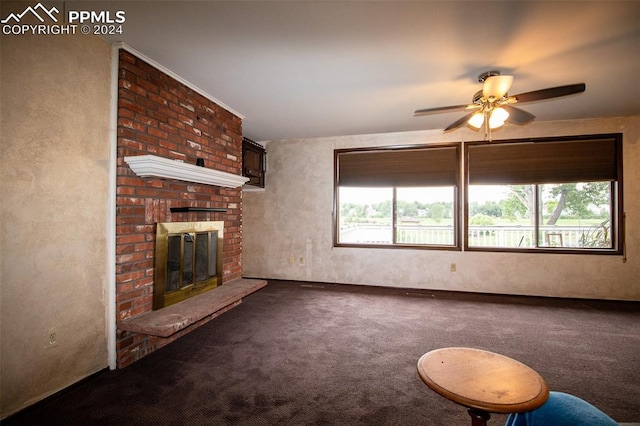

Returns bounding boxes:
[100,1,640,142]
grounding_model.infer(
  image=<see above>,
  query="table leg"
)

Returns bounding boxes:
[468,409,491,426]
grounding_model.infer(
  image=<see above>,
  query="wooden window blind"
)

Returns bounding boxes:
[336,145,459,187]
[467,135,620,185]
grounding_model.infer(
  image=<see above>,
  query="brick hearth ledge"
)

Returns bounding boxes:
[117,278,267,337]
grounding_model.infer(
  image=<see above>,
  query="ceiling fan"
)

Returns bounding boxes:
[414,71,586,139]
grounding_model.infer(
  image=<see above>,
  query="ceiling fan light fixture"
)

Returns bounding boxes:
[489,107,509,128]
[468,112,485,129]
[482,75,514,99]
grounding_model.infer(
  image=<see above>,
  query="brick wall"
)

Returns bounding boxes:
[115,49,244,367]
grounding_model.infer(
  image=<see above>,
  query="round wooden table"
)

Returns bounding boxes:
[417,347,549,426]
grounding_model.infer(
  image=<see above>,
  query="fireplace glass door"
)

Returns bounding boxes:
[155,222,223,309]
[166,232,217,292]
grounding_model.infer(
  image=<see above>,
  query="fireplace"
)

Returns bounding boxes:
[154,221,224,310]
[114,49,246,367]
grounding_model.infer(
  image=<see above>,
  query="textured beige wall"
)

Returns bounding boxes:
[0,29,112,416]
[243,116,640,300]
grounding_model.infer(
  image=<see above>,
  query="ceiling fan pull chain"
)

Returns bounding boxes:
[484,111,491,141]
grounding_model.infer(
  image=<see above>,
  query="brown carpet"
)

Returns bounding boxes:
[5,280,639,425]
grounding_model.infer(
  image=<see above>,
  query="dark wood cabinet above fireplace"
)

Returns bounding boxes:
[242,137,266,188]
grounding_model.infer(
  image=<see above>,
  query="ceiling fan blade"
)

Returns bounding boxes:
[444,112,476,132]
[483,75,513,99]
[414,104,470,116]
[502,105,536,125]
[513,83,586,103]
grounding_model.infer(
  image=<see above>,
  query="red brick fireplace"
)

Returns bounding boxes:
[115,49,244,368]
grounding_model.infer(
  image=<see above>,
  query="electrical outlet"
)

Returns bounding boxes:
[289,255,295,263]
[45,328,58,349]
[298,255,305,265]
[450,263,457,272]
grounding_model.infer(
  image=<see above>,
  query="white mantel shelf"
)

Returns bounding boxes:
[124,155,250,188]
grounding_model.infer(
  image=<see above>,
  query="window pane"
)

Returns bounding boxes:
[396,187,455,245]
[468,185,535,248]
[538,182,612,248]
[338,187,392,244]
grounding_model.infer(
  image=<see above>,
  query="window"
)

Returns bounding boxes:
[334,144,460,249]
[334,134,622,255]
[466,134,622,254]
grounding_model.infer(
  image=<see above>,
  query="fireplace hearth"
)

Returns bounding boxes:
[154,221,224,310]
